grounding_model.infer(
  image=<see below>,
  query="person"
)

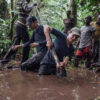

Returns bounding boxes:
[91,15,100,64]
[38,27,80,77]
[63,10,75,34]
[74,15,95,68]
[12,16,52,71]
[0,0,36,63]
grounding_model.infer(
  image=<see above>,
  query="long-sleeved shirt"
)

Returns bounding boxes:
[24,25,47,53]
[40,28,74,65]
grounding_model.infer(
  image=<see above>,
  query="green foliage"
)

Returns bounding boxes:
[39,0,69,31]
[0,18,11,54]
[37,0,100,29]
[76,0,100,27]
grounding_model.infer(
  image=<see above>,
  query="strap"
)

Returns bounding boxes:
[33,0,43,24]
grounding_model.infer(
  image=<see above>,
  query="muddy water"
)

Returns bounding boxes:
[0,68,100,100]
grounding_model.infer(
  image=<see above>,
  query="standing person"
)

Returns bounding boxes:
[91,15,100,64]
[74,15,95,68]
[63,10,75,34]
[0,0,36,63]
[38,27,80,77]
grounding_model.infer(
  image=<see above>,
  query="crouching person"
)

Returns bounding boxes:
[12,16,50,71]
[38,27,80,77]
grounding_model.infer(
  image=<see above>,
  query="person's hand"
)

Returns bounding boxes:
[60,62,64,67]
[60,61,68,67]
[12,45,20,51]
[46,40,53,49]
[30,43,39,48]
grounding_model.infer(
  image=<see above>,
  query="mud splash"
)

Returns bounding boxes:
[0,68,100,100]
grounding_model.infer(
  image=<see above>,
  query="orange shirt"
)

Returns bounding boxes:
[91,22,100,40]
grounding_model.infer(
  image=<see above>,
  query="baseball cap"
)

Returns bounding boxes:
[27,16,37,26]
[70,27,80,37]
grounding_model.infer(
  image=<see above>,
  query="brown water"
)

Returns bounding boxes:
[0,68,100,100]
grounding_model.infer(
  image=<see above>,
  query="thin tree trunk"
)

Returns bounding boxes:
[69,0,77,25]
[9,0,15,40]
[0,0,9,19]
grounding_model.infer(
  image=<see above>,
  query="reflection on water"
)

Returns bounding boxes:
[0,68,100,100]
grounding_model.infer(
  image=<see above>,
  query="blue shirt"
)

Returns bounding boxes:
[41,28,74,65]
[24,25,47,53]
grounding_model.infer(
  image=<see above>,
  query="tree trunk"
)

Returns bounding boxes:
[9,0,15,40]
[0,0,9,19]
[69,0,77,25]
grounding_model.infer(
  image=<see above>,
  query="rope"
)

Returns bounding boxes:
[33,0,43,24]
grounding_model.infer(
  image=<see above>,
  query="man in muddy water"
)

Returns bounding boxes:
[63,10,75,34]
[74,15,95,68]
[38,27,80,77]
[12,16,80,77]
[0,0,37,64]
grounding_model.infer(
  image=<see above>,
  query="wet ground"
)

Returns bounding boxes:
[0,67,100,100]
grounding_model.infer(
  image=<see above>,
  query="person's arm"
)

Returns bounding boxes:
[30,40,46,48]
[12,32,35,50]
[29,42,39,48]
[12,44,24,51]
[60,56,69,67]
[22,1,37,12]
[12,42,39,51]
[50,28,66,39]
[43,25,53,49]
[43,25,66,49]
[24,32,35,47]
[63,56,69,66]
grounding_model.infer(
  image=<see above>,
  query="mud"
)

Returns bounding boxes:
[0,68,100,100]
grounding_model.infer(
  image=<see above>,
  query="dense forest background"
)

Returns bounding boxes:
[0,0,100,56]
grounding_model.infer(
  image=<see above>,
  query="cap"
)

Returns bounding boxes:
[27,16,37,26]
[71,27,80,37]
